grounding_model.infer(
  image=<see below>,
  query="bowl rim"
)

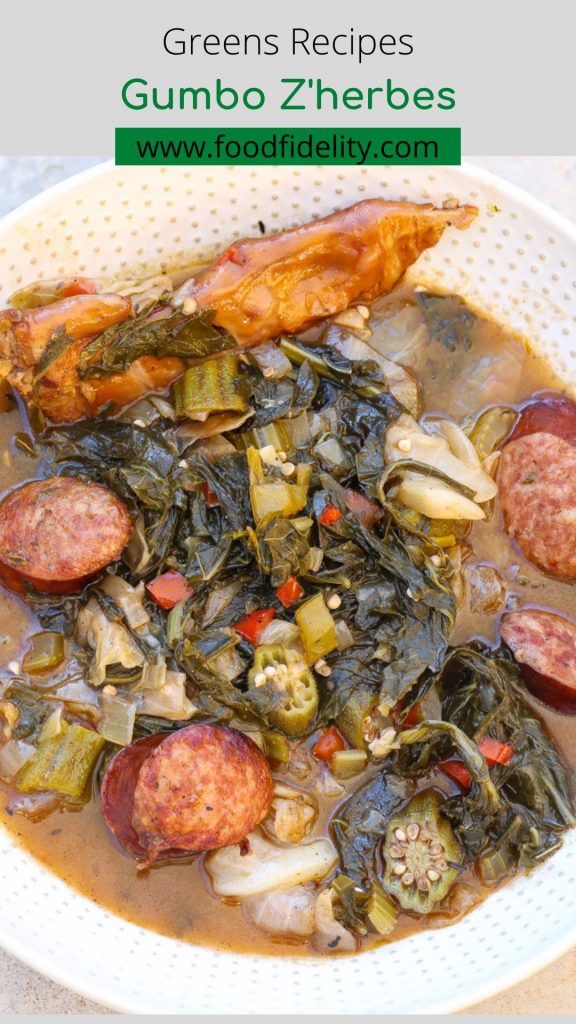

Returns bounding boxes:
[0,157,575,1014]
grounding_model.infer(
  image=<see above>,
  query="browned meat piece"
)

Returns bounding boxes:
[0,199,477,423]
[180,199,477,344]
[101,725,274,862]
[0,476,132,594]
[501,609,576,713]
[498,431,576,579]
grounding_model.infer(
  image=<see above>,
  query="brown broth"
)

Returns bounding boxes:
[0,288,574,958]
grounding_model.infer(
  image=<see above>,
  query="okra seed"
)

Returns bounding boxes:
[178,459,188,469]
[182,297,199,315]
[254,672,267,687]
[398,438,412,452]
[427,869,441,882]
[357,304,370,319]
[280,461,296,477]
[259,444,278,465]
[277,450,288,462]
[417,877,430,892]
[388,845,405,859]
[326,593,342,610]
[263,367,275,378]
[265,666,276,678]
[430,554,442,567]
[393,862,407,875]
[133,419,146,428]
[429,842,444,856]
[406,823,420,841]
[435,859,449,872]
[401,872,415,886]
[395,828,407,842]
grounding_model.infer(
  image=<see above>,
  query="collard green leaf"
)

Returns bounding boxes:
[78,307,232,378]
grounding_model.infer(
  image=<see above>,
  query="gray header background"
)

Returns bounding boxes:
[0,0,574,155]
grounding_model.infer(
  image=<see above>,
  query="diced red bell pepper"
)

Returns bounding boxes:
[146,571,194,610]
[402,702,422,728]
[439,738,514,790]
[275,576,304,608]
[312,726,346,762]
[343,489,383,529]
[233,608,275,645]
[59,277,99,297]
[318,502,342,526]
[201,481,220,507]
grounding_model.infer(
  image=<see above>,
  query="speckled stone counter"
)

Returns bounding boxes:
[0,155,574,1015]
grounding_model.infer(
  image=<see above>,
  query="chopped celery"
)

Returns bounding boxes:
[166,599,188,648]
[236,421,292,455]
[294,593,337,665]
[366,882,398,936]
[22,632,65,674]
[330,748,368,778]
[16,722,105,798]
[174,355,247,417]
[247,446,312,528]
[263,730,291,763]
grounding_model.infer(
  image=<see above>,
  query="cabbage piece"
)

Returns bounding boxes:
[324,324,421,416]
[99,576,150,632]
[0,738,35,781]
[138,671,197,721]
[243,885,316,938]
[386,414,497,503]
[206,830,338,897]
[76,599,144,687]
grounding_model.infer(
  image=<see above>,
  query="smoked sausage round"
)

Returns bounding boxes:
[0,476,132,593]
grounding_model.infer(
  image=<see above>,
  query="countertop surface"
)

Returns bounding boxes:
[0,155,574,1015]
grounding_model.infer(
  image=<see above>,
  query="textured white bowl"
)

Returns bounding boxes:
[0,162,575,1015]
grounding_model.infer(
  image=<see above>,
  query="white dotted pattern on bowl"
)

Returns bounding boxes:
[0,163,575,1014]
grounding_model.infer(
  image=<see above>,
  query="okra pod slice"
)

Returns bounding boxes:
[248,644,318,737]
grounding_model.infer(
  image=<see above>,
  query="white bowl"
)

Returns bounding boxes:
[0,162,575,1014]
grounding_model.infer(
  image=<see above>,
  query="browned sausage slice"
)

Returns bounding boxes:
[508,394,576,446]
[501,609,576,713]
[497,432,576,579]
[0,476,132,593]
[131,724,273,862]
[100,734,165,858]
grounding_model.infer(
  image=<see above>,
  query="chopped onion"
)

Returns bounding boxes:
[259,619,302,647]
[192,434,236,459]
[312,890,357,953]
[99,692,138,746]
[282,412,311,449]
[396,473,485,521]
[99,576,150,632]
[210,646,246,682]
[77,599,144,687]
[335,620,354,651]
[206,830,338,897]
[0,739,35,781]
[431,419,482,469]
[38,706,64,742]
[250,342,293,379]
[139,659,168,691]
[201,581,243,627]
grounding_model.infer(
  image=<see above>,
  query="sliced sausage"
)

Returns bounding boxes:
[497,432,576,578]
[100,734,165,858]
[0,476,132,593]
[508,395,576,446]
[501,609,576,713]
[131,724,274,862]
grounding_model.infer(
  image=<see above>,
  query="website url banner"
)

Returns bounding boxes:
[115,126,461,166]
